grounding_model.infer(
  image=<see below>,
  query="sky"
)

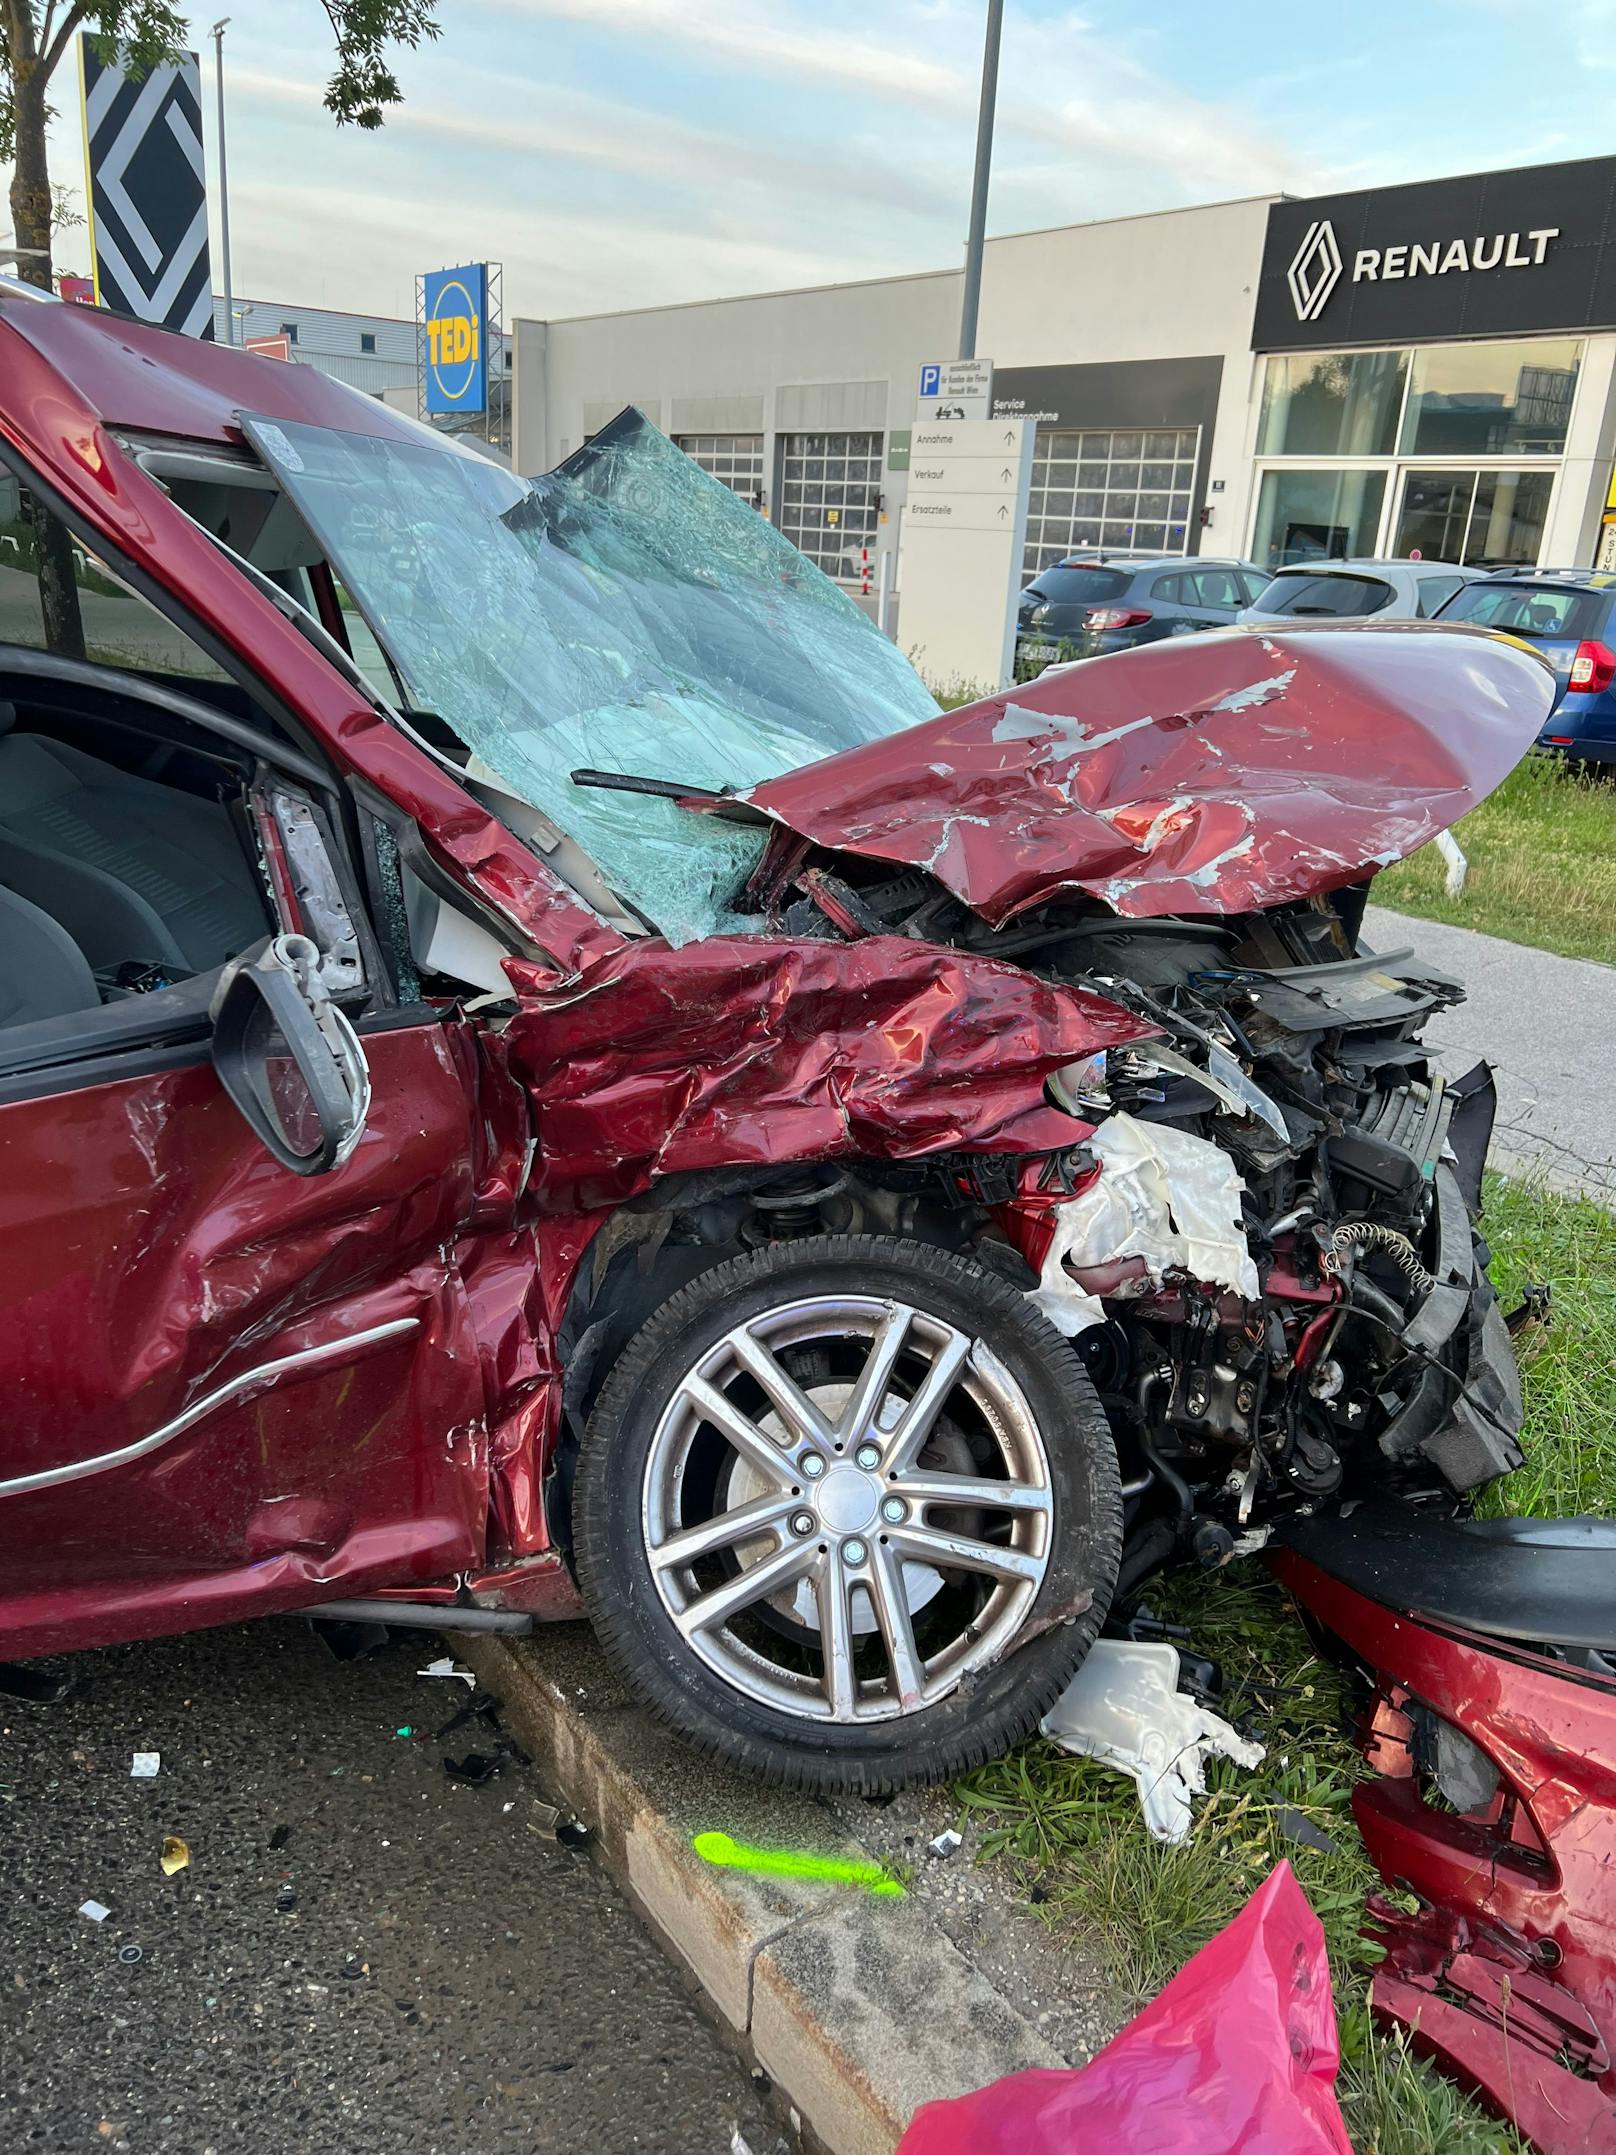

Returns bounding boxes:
[17,0,1616,325]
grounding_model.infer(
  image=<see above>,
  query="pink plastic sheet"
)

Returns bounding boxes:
[897,1863,1352,2155]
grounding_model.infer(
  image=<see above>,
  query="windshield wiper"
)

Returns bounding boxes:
[571,767,732,803]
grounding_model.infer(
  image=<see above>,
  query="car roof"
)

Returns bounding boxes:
[0,274,463,451]
[1477,566,1616,587]
[1043,555,1256,574]
[1266,558,1466,576]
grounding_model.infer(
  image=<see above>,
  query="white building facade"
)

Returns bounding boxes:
[510,154,1616,589]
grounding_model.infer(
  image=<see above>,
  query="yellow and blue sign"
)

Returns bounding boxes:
[423,263,488,416]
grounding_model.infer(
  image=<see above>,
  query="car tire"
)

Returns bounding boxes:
[572,1233,1122,1794]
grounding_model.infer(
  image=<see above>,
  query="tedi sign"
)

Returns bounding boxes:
[1254,156,1616,351]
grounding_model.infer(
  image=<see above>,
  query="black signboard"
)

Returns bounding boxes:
[1253,156,1616,351]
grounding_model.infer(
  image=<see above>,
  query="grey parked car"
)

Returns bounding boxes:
[1015,556,1266,675]
[1240,559,1479,624]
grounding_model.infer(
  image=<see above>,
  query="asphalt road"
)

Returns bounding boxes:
[1365,905,1614,1202]
[0,1622,785,2155]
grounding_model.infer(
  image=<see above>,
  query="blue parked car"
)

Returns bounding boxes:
[1436,569,1616,768]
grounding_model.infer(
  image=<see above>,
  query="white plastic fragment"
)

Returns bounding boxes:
[1435,827,1468,896]
[416,1658,476,1688]
[78,1900,111,1923]
[129,1752,160,1779]
[927,1828,963,1859]
[1028,1110,1261,1337]
[1040,1639,1265,1844]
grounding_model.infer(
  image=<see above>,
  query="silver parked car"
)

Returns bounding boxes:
[1240,558,1481,623]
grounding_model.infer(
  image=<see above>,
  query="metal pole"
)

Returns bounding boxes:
[957,0,1004,362]
[212,20,235,342]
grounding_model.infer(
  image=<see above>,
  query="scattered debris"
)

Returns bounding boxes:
[340,1952,367,1981]
[693,1829,901,1896]
[275,1885,298,1914]
[394,1726,413,1739]
[442,1752,501,1786]
[927,1828,963,1859]
[159,1836,190,1877]
[1276,1806,1339,1858]
[117,1944,143,1966]
[417,1657,476,1688]
[78,1899,111,1923]
[0,1662,73,1704]
[554,1817,592,1851]
[1041,1639,1265,1843]
[528,1800,562,1838]
[129,1753,160,1779]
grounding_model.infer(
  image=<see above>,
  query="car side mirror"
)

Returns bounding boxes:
[209,933,371,1176]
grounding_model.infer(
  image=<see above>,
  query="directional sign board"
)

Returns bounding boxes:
[916,358,994,422]
[899,417,1033,695]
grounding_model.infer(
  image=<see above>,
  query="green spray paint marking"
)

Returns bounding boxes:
[693,1831,904,1897]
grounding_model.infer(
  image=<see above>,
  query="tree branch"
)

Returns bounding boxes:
[41,2,91,84]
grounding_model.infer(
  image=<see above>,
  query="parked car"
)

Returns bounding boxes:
[1435,568,1616,768]
[1015,556,1266,674]
[0,283,1555,1793]
[1241,559,1477,623]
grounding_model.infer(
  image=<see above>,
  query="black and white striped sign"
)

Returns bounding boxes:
[78,36,213,338]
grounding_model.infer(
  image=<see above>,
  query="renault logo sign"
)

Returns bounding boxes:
[1287,220,1343,323]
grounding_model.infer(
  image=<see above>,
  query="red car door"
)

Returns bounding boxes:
[0,672,490,1663]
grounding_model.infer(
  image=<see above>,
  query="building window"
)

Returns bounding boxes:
[778,432,881,579]
[278,322,298,344]
[676,433,764,505]
[1022,427,1199,580]
[1390,467,1554,567]
[359,331,376,354]
[1252,468,1388,569]
[1258,351,1407,458]
[1257,340,1582,461]
[1399,340,1581,457]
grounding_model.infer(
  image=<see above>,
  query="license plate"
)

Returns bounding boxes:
[1020,640,1058,661]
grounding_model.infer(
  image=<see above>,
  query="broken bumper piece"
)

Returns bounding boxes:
[1274,1509,1616,2155]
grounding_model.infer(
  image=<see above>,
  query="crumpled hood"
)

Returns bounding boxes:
[736,622,1555,924]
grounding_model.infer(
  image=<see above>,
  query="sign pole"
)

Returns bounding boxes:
[958,0,1004,362]
[212,20,234,342]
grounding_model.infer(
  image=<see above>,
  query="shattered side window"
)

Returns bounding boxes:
[240,410,939,945]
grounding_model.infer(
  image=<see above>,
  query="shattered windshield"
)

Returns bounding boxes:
[241,409,938,944]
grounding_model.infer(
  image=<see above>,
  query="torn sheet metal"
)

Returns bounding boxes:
[898,1863,1351,2153]
[1028,1111,1260,1337]
[1274,1527,1616,2154]
[1040,1639,1265,1843]
[736,622,1555,925]
[500,936,1153,1209]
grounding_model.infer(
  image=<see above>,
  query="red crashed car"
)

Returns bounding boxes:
[0,282,1554,1791]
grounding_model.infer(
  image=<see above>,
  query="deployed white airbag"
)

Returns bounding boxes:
[1029,1110,1261,1337]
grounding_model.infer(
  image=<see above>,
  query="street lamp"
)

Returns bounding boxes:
[212,20,235,342]
[958,0,1004,363]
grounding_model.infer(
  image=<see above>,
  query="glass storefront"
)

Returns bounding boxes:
[1251,337,1581,570]
[1252,468,1387,568]
[1391,468,1554,567]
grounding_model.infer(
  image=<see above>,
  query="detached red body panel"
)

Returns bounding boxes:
[897,1863,1352,2154]
[740,622,1551,923]
[1274,1542,1616,2154]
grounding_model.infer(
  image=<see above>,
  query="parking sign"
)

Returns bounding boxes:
[919,362,942,398]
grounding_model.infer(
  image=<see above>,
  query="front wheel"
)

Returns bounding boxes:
[572,1234,1122,1793]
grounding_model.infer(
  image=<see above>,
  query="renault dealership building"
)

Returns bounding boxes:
[510,154,1616,589]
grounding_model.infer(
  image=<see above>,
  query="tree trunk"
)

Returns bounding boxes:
[4,3,53,293]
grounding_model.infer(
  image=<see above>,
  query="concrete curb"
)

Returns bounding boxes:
[456,1624,1068,2155]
